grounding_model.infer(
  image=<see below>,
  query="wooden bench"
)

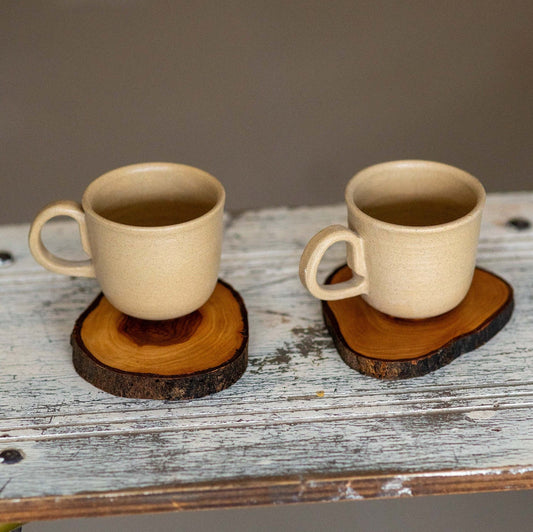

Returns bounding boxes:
[1,193,532,523]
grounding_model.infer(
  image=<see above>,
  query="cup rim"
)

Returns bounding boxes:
[344,160,486,233]
[82,162,225,232]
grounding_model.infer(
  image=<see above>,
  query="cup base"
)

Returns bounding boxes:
[322,265,513,379]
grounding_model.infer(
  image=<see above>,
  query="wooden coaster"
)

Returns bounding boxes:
[322,266,514,379]
[71,279,248,399]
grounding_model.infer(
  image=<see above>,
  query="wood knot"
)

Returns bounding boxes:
[119,311,202,346]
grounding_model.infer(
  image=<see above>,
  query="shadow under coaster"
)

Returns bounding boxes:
[322,266,514,380]
[71,279,248,399]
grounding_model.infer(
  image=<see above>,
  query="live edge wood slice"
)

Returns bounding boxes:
[323,265,514,380]
[71,279,248,400]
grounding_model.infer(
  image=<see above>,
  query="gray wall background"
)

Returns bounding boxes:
[3,1,533,530]
[2,1,533,225]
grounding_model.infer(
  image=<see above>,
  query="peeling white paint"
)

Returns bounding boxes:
[344,484,364,500]
[412,464,533,479]
[507,466,533,475]
[297,480,363,501]
[381,478,413,497]
[465,410,498,421]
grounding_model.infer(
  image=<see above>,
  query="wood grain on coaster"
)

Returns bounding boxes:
[71,279,248,399]
[323,266,514,379]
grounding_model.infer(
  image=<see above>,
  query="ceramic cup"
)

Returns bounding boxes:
[299,160,486,319]
[29,162,225,320]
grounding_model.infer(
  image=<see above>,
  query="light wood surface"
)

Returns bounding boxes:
[0,193,533,522]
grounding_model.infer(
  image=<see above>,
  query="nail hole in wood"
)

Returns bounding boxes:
[0,449,24,464]
[506,217,531,230]
[0,251,14,267]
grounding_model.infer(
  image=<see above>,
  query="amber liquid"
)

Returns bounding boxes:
[361,198,473,226]
[98,199,214,227]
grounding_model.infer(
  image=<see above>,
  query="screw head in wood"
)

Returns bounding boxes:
[506,217,531,230]
[0,448,24,464]
[0,250,14,267]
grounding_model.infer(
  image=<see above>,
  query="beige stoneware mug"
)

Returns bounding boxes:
[29,162,225,320]
[299,160,486,319]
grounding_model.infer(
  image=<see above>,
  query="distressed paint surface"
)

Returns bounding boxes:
[0,193,533,519]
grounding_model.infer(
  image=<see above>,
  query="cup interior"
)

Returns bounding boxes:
[346,161,485,227]
[83,163,224,228]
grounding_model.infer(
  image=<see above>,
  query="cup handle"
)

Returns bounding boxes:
[299,224,368,300]
[28,200,96,278]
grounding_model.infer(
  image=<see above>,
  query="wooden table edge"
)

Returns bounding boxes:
[2,465,532,522]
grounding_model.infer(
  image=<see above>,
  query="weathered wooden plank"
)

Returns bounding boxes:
[0,192,532,521]
[1,466,533,522]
